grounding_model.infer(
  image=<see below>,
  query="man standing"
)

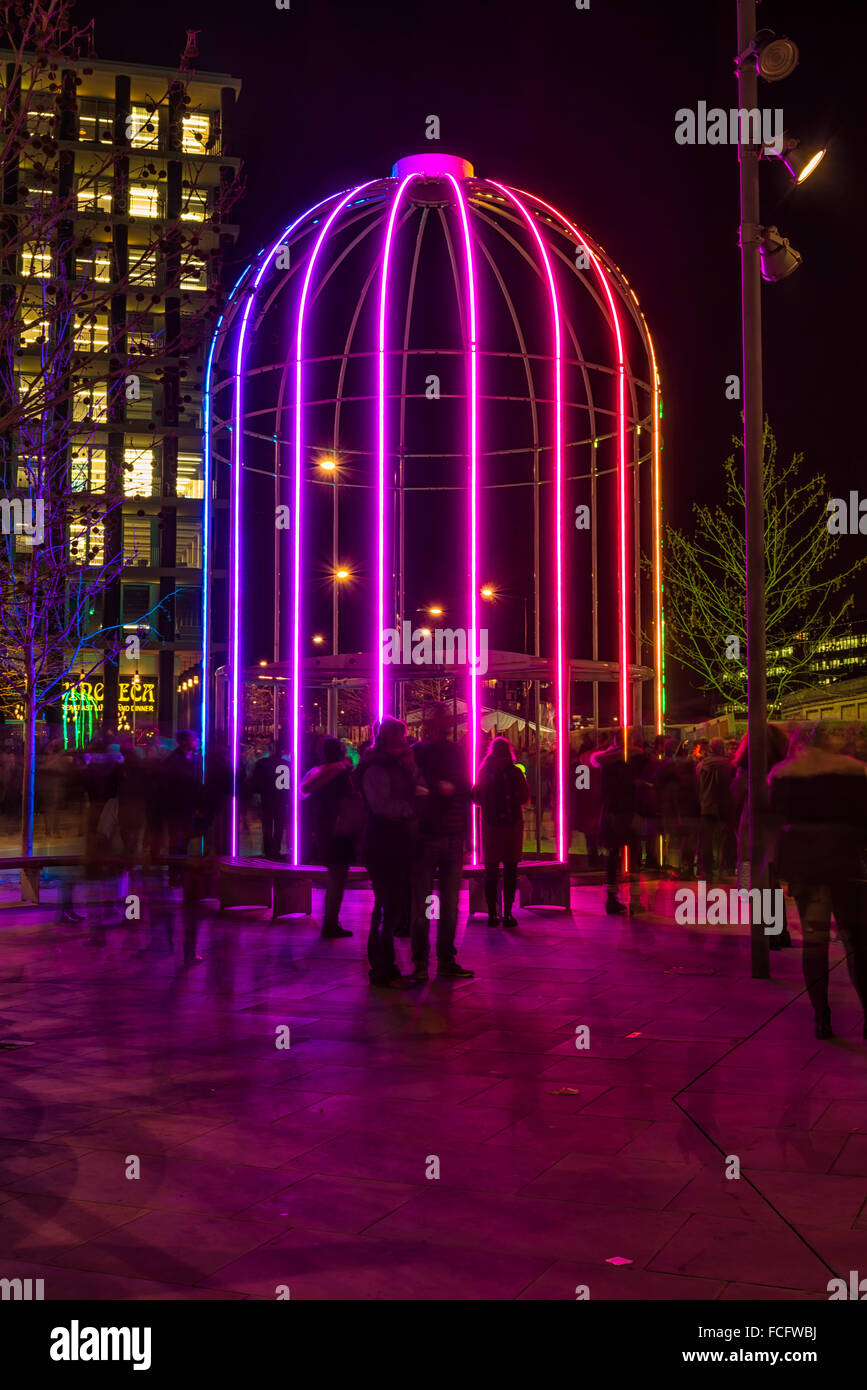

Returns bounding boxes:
[250,739,290,860]
[358,717,423,988]
[411,703,474,981]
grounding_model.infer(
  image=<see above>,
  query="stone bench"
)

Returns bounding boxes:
[216,859,313,919]
[464,860,572,915]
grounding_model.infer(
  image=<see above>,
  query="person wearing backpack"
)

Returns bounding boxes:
[472,736,530,927]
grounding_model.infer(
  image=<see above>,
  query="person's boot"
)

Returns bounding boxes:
[814,1008,833,1040]
[605,893,627,915]
[322,923,352,939]
[502,901,517,928]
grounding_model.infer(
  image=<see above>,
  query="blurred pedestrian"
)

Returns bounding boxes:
[696,737,733,883]
[358,717,424,987]
[249,739,289,861]
[472,735,530,928]
[769,723,867,1040]
[410,702,474,980]
[300,737,359,939]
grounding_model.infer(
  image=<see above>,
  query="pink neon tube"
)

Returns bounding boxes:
[228,191,350,855]
[491,183,567,862]
[444,173,480,863]
[520,190,630,760]
[377,174,418,724]
[293,183,375,863]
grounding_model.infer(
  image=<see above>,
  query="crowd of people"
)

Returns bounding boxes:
[3,708,866,1035]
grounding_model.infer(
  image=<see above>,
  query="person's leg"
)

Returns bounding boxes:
[410,837,436,966]
[502,860,518,925]
[323,850,351,936]
[436,839,465,964]
[261,805,273,859]
[831,881,867,1022]
[365,857,386,979]
[378,856,410,980]
[794,885,833,1034]
[484,860,500,924]
[698,817,713,881]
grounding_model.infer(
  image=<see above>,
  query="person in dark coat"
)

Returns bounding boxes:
[471,736,530,927]
[300,737,359,939]
[769,723,867,1040]
[249,740,290,860]
[358,717,424,987]
[696,737,733,883]
[590,729,642,914]
[410,702,474,980]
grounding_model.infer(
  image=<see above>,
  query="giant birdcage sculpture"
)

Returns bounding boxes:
[204,152,664,864]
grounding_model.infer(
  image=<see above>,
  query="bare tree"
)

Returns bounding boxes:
[0,0,241,851]
[663,423,866,715]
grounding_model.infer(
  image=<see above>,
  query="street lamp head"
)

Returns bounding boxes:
[480,584,496,600]
[318,457,337,472]
[428,605,444,617]
[763,133,826,185]
[759,225,802,281]
[335,567,350,580]
[752,31,799,82]
[312,634,325,644]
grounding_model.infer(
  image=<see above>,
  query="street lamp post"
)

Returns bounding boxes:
[737,0,769,978]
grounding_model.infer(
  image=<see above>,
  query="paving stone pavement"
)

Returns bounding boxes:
[0,876,864,1300]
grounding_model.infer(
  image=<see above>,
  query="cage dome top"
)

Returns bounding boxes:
[391,153,475,180]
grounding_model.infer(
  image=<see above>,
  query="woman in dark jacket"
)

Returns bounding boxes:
[358,718,424,986]
[300,737,360,940]
[472,736,530,927]
[769,723,867,1039]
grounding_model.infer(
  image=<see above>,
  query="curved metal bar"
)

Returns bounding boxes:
[377,174,419,722]
[491,182,566,863]
[291,182,377,862]
[443,173,481,861]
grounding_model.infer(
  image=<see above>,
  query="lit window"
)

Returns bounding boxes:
[129,184,162,219]
[20,247,51,278]
[69,520,104,565]
[73,384,108,424]
[75,250,112,283]
[181,113,210,153]
[181,189,207,222]
[76,184,113,214]
[180,255,206,290]
[176,520,202,568]
[70,447,106,493]
[176,452,203,499]
[128,105,160,149]
[124,447,155,497]
[129,250,158,286]
[123,516,153,565]
[74,316,109,352]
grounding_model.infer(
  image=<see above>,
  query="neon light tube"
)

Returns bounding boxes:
[377,174,418,724]
[225,191,350,855]
[444,173,480,863]
[519,189,630,761]
[491,183,567,861]
[294,183,375,863]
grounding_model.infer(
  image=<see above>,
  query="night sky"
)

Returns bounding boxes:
[83,0,867,715]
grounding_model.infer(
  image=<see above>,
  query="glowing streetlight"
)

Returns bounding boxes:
[428,604,443,617]
[335,566,350,581]
[312,634,325,645]
[480,584,496,600]
[318,457,337,473]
